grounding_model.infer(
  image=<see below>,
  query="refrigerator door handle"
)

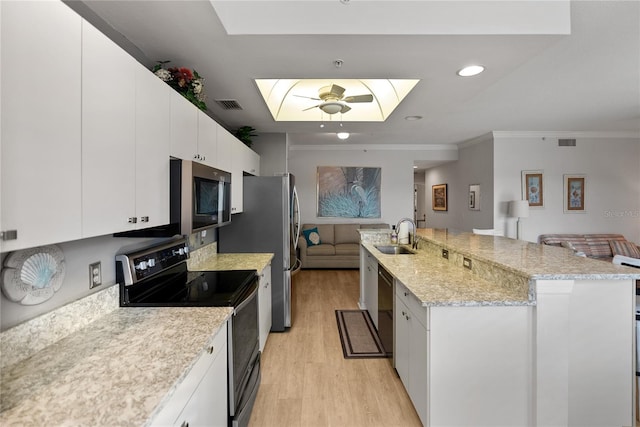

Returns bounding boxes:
[292,186,301,250]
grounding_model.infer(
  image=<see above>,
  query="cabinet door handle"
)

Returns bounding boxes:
[140,216,149,223]
[181,422,189,427]
[0,230,17,241]
[264,282,269,288]
[404,292,408,297]
[207,346,214,354]
[128,217,137,224]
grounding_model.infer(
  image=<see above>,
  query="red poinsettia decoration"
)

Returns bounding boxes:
[152,61,206,111]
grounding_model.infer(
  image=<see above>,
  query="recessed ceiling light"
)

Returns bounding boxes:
[405,115,423,121]
[337,132,350,140]
[457,65,485,77]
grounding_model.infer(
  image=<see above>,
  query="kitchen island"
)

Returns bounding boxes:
[360,228,640,426]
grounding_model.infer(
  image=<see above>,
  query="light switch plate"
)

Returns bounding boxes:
[463,257,472,270]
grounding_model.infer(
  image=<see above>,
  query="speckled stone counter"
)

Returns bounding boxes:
[187,243,273,272]
[0,306,232,426]
[415,228,640,280]
[361,228,640,307]
[361,241,531,306]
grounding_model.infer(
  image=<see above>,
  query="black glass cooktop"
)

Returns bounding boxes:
[121,264,258,307]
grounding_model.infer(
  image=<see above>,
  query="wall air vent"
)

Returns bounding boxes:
[558,138,577,147]
[215,99,243,110]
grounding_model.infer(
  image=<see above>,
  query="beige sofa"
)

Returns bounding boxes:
[298,223,389,269]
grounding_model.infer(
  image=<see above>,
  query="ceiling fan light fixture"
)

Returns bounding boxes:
[319,101,347,115]
[337,132,350,140]
[457,65,485,77]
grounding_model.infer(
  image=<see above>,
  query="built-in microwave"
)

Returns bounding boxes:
[114,158,231,238]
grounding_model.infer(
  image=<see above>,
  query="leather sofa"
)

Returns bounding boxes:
[298,223,389,269]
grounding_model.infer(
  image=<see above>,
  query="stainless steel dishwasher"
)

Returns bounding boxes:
[378,264,393,361]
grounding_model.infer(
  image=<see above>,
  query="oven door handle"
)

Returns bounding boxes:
[234,283,258,315]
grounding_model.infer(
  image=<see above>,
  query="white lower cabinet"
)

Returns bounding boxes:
[150,323,228,427]
[395,278,531,427]
[258,264,272,352]
[395,280,428,425]
[363,249,379,327]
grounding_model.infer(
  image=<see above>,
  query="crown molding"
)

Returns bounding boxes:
[289,143,458,152]
[491,130,640,140]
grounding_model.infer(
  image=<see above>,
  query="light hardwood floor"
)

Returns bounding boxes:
[249,269,422,427]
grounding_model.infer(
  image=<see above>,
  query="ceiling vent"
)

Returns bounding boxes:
[558,138,576,147]
[215,99,243,110]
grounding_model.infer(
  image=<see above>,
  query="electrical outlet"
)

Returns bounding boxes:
[463,257,472,270]
[442,249,449,259]
[89,262,102,289]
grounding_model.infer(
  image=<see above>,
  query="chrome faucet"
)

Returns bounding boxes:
[396,217,418,249]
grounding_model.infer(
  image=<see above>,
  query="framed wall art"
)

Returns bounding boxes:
[468,184,480,211]
[317,166,381,218]
[564,174,586,213]
[521,170,544,208]
[432,184,448,211]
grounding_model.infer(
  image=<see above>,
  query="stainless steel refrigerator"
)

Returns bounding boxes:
[218,174,300,331]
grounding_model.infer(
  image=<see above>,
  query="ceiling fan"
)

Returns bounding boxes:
[294,84,373,115]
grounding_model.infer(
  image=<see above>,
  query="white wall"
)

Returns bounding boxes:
[252,132,288,176]
[493,133,640,243]
[288,145,457,227]
[425,136,494,231]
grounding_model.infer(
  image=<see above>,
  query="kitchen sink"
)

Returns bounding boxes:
[375,245,416,255]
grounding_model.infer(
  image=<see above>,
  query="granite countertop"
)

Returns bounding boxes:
[0,306,232,426]
[362,241,531,307]
[190,253,274,272]
[415,228,640,280]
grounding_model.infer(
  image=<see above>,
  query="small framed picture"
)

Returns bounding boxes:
[564,174,586,213]
[521,170,543,208]
[432,184,448,211]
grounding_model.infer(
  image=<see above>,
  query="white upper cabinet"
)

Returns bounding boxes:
[215,124,234,173]
[196,110,217,168]
[135,63,171,229]
[169,90,198,161]
[81,20,137,237]
[1,1,82,252]
[231,140,260,214]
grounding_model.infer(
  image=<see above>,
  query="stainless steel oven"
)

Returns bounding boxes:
[116,238,260,427]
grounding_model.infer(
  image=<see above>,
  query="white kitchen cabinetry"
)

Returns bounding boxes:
[230,140,260,214]
[0,1,82,252]
[81,20,138,237]
[394,280,428,425]
[215,124,234,173]
[359,248,379,328]
[169,90,199,161]
[151,323,228,427]
[258,264,272,352]
[196,110,218,168]
[134,63,171,230]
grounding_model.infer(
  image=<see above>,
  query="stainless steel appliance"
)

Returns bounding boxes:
[115,238,259,427]
[218,174,300,331]
[115,159,231,238]
[378,264,393,362]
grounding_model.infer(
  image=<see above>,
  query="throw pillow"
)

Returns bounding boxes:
[302,227,322,246]
[609,240,640,259]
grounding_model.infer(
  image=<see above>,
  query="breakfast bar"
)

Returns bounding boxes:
[360,228,640,426]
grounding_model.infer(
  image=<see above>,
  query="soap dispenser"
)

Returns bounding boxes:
[390,225,398,244]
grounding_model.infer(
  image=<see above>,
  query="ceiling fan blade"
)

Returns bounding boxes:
[302,104,320,111]
[343,94,373,103]
[341,105,352,113]
[293,94,321,101]
[319,84,346,100]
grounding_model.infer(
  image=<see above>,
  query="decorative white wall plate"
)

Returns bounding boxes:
[1,245,66,305]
